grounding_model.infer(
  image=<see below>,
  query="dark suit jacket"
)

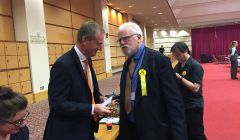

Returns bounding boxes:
[44,48,101,140]
[119,47,187,140]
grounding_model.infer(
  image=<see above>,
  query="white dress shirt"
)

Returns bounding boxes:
[74,45,95,114]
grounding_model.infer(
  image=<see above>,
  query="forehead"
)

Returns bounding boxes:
[8,110,26,121]
[172,49,183,55]
[118,28,132,36]
[95,32,104,39]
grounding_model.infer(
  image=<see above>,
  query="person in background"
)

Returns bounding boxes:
[44,21,111,140]
[117,22,187,140]
[159,45,165,54]
[229,40,238,80]
[171,42,207,140]
[0,86,29,140]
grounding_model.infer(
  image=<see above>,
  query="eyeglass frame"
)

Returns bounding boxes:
[0,111,30,127]
[117,34,139,43]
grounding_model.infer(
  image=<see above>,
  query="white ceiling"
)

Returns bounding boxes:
[106,0,240,30]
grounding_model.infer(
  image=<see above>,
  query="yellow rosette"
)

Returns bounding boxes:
[182,70,187,76]
[138,69,147,96]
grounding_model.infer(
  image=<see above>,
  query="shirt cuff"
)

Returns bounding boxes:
[91,104,94,115]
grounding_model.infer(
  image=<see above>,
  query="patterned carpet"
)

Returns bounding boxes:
[27,73,121,140]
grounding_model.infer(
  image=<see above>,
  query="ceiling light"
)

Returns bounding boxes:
[128,5,133,8]
[177,30,189,37]
[160,31,167,36]
[154,24,158,26]
[121,11,126,13]
[115,7,120,10]
[152,6,158,9]
[158,12,163,15]
[170,30,177,37]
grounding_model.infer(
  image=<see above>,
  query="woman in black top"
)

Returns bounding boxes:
[171,42,207,140]
[0,86,29,140]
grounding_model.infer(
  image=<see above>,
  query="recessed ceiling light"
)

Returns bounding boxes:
[152,6,158,9]
[115,7,120,10]
[158,12,163,15]
[128,5,133,8]
[154,24,158,26]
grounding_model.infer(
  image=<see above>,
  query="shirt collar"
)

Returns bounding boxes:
[74,45,87,62]
[185,56,193,66]
[178,56,192,67]
[134,43,145,61]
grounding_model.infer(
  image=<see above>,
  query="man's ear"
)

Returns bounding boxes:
[82,36,87,43]
[137,34,141,39]
[82,36,89,47]
[137,34,142,43]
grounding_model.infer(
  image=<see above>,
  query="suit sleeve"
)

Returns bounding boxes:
[155,55,188,140]
[48,62,92,119]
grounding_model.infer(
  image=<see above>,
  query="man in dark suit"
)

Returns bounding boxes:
[44,21,111,140]
[159,45,165,54]
[117,22,187,140]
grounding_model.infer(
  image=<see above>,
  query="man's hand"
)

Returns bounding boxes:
[99,96,105,104]
[175,73,182,80]
[94,104,111,116]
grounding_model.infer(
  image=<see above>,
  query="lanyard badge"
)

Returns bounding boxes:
[138,68,147,96]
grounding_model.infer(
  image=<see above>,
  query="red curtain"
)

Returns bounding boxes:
[191,24,240,61]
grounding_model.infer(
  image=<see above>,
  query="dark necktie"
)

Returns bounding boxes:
[125,59,135,114]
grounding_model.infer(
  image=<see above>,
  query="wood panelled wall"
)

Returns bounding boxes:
[0,42,33,103]
[44,0,106,80]
[108,7,126,71]
[0,0,14,41]
[0,0,33,103]
[146,27,153,48]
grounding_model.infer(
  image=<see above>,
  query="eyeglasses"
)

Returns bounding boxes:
[117,34,138,43]
[0,111,30,127]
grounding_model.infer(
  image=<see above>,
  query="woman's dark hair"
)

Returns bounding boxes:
[0,86,28,121]
[170,42,191,55]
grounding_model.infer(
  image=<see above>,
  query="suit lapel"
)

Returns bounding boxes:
[70,48,88,83]
[133,47,151,109]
